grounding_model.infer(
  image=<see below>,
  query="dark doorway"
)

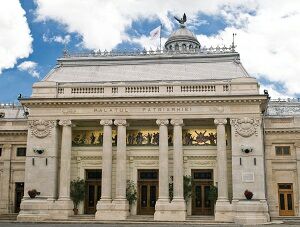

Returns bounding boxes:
[192,169,214,215]
[137,169,158,215]
[15,182,24,213]
[84,169,102,214]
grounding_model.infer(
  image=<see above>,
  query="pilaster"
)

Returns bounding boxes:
[0,144,12,214]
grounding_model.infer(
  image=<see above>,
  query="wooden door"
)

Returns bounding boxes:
[278,184,294,216]
[15,182,24,213]
[191,169,214,215]
[84,170,102,214]
[137,170,158,215]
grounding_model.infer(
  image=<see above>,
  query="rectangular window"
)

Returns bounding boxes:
[0,147,2,156]
[275,146,291,156]
[16,147,26,157]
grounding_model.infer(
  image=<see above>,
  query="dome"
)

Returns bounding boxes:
[165,27,201,51]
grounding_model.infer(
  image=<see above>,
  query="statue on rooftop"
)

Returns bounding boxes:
[174,13,187,26]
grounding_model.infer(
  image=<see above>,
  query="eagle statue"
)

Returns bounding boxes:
[174,13,187,25]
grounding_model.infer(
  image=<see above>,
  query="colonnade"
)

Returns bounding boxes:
[57,118,229,220]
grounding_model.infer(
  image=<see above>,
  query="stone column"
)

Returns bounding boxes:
[170,119,186,219]
[114,119,128,201]
[214,118,231,222]
[156,119,169,202]
[170,119,184,202]
[99,119,113,202]
[58,120,73,200]
[214,118,228,201]
[0,144,12,214]
[112,119,129,219]
[295,143,300,216]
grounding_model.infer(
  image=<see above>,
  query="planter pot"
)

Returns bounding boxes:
[73,208,78,215]
[28,190,40,199]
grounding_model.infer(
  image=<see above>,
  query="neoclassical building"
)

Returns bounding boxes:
[0,22,300,224]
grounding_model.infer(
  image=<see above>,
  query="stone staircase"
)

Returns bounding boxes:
[0,213,17,221]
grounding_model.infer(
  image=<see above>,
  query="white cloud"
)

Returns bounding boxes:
[0,0,33,74]
[34,0,251,51]
[43,34,71,45]
[34,0,300,96]
[196,0,300,96]
[17,61,39,78]
[259,84,291,99]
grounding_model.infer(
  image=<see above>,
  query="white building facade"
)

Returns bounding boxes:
[0,25,299,224]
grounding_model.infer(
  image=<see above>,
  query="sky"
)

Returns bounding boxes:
[0,0,299,103]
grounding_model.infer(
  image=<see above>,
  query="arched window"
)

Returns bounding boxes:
[169,45,172,50]
[175,44,179,50]
[189,44,193,49]
[182,44,186,50]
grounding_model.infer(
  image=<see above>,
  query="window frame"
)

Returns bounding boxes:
[16,147,27,157]
[275,146,291,156]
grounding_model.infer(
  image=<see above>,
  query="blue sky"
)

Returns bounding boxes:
[0,0,299,103]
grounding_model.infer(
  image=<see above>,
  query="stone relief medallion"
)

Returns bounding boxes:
[230,117,261,137]
[28,120,56,138]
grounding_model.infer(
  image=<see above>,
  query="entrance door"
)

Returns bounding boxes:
[84,170,102,214]
[137,170,158,215]
[278,183,294,216]
[192,170,214,215]
[15,182,24,213]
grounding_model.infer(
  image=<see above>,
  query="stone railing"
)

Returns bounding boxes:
[54,82,231,98]
[270,98,300,103]
[62,45,236,59]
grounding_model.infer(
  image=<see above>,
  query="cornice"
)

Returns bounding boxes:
[0,131,27,135]
[20,95,267,108]
[265,128,300,134]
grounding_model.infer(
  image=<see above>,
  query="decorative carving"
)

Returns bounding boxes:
[156,119,169,126]
[114,119,127,126]
[58,119,72,127]
[28,120,56,138]
[170,119,184,126]
[214,118,227,125]
[230,117,261,137]
[100,119,113,126]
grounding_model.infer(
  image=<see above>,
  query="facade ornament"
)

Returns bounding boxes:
[214,118,227,125]
[170,119,184,126]
[156,119,169,126]
[28,120,56,138]
[100,119,113,126]
[114,119,128,126]
[58,119,72,127]
[230,117,261,137]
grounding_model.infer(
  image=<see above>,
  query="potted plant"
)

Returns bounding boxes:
[168,175,192,204]
[208,185,218,211]
[126,180,137,212]
[244,189,254,200]
[183,175,192,203]
[28,189,40,198]
[70,178,85,215]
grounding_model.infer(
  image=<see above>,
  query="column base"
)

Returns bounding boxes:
[214,199,233,222]
[95,199,129,220]
[154,199,186,221]
[17,198,74,221]
[233,200,270,225]
[50,198,73,219]
[17,199,50,222]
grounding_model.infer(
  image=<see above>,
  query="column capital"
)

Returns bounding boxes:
[214,118,227,125]
[170,119,184,126]
[59,119,72,127]
[156,119,169,126]
[114,119,128,126]
[100,119,113,126]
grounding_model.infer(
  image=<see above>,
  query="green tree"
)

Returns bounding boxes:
[70,178,85,214]
[126,180,137,206]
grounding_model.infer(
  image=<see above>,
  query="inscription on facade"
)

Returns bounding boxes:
[93,107,193,113]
